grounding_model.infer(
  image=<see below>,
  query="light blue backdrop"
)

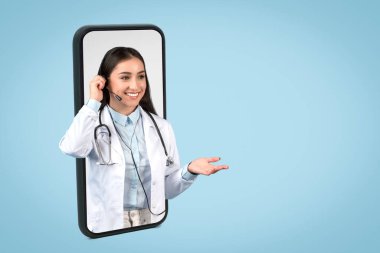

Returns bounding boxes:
[0,0,379,252]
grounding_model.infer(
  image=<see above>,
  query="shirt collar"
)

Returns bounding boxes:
[108,105,141,127]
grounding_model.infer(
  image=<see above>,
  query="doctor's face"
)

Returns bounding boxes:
[108,57,147,112]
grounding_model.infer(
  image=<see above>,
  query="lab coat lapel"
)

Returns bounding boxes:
[142,109,157,151]
[141,109,167,223]
[102,106,124,162]
[141,109,162,167]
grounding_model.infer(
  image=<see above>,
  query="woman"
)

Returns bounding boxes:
[59,47,229,233]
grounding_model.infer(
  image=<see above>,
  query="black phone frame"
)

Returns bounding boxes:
[72,24,168,238]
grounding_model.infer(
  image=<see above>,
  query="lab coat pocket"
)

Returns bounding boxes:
[165,164,178,176]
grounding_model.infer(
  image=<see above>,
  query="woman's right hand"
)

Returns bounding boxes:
[89,75,106,102]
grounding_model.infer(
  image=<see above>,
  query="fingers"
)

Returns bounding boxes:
[214,164,229,170]
[202,164,229,176]
[94,75,106,82]
[209,164,229,174]
[89,75,106,101]
[93,75,106,90]
[207,157,221,163]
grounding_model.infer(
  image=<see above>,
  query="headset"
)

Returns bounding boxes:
[94,91,173,216]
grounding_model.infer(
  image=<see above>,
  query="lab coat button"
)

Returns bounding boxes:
[152,181,156,186]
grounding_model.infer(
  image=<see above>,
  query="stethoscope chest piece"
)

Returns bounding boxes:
[166,156,174,167]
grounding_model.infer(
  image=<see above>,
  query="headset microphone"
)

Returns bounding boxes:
[114,94,122,101]
[109,90,122,101]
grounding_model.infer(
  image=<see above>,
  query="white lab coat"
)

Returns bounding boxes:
[59,104,195,233]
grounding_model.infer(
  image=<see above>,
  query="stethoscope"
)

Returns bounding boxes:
[93,93,172,216]
[94,102,174,167]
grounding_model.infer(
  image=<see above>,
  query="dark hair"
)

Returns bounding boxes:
[97,47,157,115]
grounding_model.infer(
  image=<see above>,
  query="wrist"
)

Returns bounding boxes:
[187,162,198,176]
[89,96,102,102]
[87,99,101,112]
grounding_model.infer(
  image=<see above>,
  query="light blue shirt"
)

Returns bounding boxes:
[108,105,150,210]
[87,99,197,210]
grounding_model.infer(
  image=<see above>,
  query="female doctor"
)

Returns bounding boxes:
[59,47,229,233]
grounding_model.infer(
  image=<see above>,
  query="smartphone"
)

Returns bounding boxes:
[72,24,167,238]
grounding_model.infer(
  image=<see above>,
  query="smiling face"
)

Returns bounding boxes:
[107,57,147,115]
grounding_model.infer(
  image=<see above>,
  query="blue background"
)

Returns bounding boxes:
[0,0,379,252]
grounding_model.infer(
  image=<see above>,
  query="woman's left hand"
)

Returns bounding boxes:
[187,157,229,176]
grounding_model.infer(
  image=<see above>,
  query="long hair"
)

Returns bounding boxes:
[97,47,157,115]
